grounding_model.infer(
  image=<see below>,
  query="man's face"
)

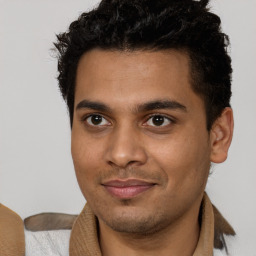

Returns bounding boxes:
[71,49,212,234]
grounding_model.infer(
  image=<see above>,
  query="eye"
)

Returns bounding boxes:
[145,115,172,127]
[85,114,110,126]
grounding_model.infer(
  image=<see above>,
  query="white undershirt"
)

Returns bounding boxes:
[25,229,71,256]
[24,229,250,256]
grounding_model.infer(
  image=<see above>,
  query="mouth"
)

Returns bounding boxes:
[102,179,156,199]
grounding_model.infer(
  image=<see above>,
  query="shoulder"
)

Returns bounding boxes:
[24,212,77,256]
[214,234,256,256]
[212,204,255,256]
[0,203,25,255]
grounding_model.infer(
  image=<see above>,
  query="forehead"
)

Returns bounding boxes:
[75,49,202,111]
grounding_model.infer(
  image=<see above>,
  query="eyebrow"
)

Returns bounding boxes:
[137,100,187,112]
[76,99,187,113]
[76,100,111,112]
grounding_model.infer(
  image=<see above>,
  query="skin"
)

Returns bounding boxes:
[71,49,233,256]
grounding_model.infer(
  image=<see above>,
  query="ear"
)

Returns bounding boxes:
[210,107,234,163]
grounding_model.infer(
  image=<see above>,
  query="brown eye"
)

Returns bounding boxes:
[145,115,171,127]
[91,115,102,125]
[86,115,110,126]
[152,116,165,126]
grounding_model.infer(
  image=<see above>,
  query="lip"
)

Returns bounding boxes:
[102,179,156,199]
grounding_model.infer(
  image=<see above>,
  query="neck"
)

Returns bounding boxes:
[98,202,201,256]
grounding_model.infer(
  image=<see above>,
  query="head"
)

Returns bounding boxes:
[54,0,233,235]
[55,0,232,130]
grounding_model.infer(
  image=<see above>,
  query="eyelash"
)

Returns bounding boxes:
[81,113,175,128]
[81,113,111,127]
[144,114,174,127]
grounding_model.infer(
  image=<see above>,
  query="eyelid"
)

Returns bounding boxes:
[142,113,175,127]
[82,113,111,126]
[80,112,175,128]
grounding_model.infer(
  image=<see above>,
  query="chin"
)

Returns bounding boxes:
[98,206,170,235]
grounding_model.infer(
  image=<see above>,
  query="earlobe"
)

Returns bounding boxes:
[210,107,234,163]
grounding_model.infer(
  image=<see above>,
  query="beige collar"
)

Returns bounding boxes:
[0,204,25,256]
[70,193,215,256]
[193,193,214,256]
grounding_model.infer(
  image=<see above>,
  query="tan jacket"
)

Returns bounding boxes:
[69,193,235,256]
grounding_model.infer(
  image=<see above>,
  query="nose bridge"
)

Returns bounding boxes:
[106,122,147,168]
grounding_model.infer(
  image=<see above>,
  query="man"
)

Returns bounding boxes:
[0,0,238,255]
[53,0,236,255]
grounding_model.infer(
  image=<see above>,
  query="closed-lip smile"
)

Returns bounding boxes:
[102,179,156,199]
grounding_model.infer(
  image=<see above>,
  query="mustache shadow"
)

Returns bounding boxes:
[96,166,165,184]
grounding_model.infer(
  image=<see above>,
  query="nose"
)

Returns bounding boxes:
[105,125,147,168]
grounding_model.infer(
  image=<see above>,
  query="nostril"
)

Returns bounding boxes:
[107,159,142,169]
[127,160,138,165]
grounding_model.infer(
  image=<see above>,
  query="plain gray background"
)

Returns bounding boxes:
[0,0,255,250]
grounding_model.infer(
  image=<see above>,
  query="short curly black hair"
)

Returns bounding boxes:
[54,0,232,130]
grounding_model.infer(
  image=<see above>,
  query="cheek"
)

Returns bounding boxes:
[71,133,103,192]
[146,131,210,188]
